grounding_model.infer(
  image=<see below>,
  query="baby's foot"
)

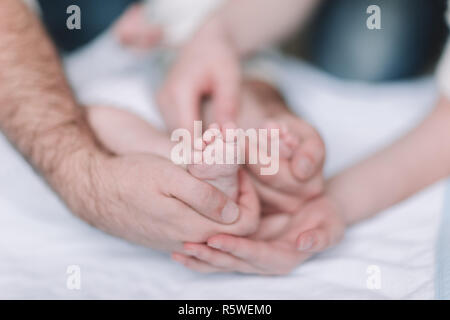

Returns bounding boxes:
[188,123,241,201]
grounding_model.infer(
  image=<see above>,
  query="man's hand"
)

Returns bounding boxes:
[158,20,241,132]
[69,153,260,252]
[173,194,346,275]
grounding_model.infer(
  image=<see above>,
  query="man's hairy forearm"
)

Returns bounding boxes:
[0,1,106,213]
[215,0,321,56]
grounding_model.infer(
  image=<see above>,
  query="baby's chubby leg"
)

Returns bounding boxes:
[87,106,173,159]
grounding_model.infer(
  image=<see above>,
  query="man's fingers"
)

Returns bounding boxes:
[213,85,239,125]
[183,243,259,274]
[168,169,239,224]
[172,253,225,273]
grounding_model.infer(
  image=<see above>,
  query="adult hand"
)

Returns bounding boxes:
[158,19,241,132]
[0,0,257,255]
[173,194,346,275]
[68,153,260,252]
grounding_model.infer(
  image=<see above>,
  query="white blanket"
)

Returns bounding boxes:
[0,33,444,299]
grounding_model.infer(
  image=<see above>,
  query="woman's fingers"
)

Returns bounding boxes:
[212,59,240,125]
[206,234,294,273]
[182,243,261,274]
[172,253,226,273]
[177,225,317,275]
[296,228,331,253]
[207,234,313,275]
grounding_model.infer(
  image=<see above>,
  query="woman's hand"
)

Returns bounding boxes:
[173,194,346,275]
[158,19,241,132]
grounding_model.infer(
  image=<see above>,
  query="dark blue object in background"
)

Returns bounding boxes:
[36,0,448,81]
[38,0,139,52]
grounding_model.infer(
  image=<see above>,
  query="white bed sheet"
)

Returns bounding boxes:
[0,33,444,299]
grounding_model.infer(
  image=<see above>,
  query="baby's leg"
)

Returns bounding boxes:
[87,106,240,201]
[87,106,173,158]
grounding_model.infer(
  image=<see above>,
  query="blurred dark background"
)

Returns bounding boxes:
[286,0,449,81]
[38,0,449,81]
[38,0,139,52]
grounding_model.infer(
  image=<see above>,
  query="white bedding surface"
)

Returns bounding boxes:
[0,33,444,299]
